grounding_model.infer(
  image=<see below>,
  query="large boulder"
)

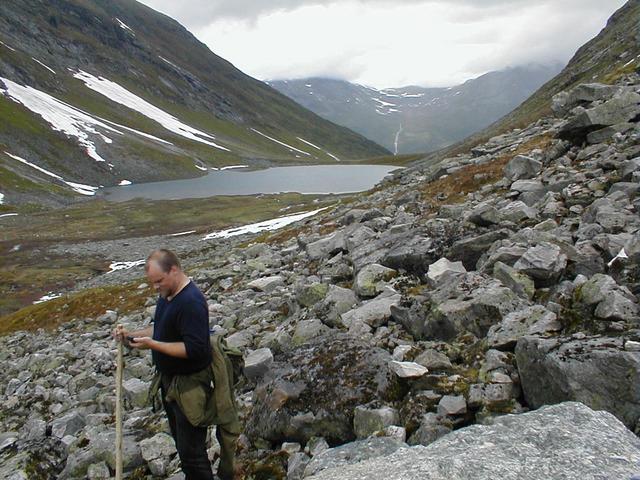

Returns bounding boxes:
[392,273,525,341]
[503,155,542,181]
[516,335,640,429]
[513,243,567,286]
[559,90,640,142]
[303,437,405,478]
[307,402,640,480]
[246,333,404,446]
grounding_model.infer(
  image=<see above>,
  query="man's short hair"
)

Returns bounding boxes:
[146,249,181,273]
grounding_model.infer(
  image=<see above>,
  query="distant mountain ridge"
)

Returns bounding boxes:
[268,64,561,154]
[0,0,387,206]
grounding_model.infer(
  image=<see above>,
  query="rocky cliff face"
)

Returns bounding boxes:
[0,69,639,478]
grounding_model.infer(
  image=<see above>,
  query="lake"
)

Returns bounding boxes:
[99,164,400,202]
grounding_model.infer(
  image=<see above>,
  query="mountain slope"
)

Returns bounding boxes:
[0,0,388,206]
[268,65,561,154]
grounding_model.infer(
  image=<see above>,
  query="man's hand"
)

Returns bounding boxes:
[113,324,128,342]
[128,336,154,350]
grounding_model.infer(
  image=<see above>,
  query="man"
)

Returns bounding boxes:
[115,249,235,480]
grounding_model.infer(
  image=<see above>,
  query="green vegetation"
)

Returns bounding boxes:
[0,282,152,336]
[0,192,331,318]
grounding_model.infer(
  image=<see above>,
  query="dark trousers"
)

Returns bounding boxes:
[163,395,215,480]
[161,382,237,480]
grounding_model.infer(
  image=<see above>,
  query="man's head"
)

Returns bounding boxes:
[145,249,184,299]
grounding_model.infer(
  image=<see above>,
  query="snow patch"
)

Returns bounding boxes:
[250,128,311,156]
[0,192,3,204]
[33,292,63,304]
[372,98,397,107]
[296,137,341,162]
[0,213,18,218]
[195,164,208,171]
[220,165,248,170]
[0,40,16,52]
[202,207,327,240]
[115,18,134,34]
[169,230,197,237]
[31,57,56,74]
[1,76,116,163]
[159,56,179,69]
[118,180,132,186]
[107,260,145,273]
[401,93,425,98]
[4,151,98,196]
[73,70,229,151]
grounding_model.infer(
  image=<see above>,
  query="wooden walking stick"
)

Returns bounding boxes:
[115,324,124,480]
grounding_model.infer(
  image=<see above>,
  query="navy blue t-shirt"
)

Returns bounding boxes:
[152,281,212,375]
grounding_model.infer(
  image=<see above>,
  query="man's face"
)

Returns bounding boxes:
[146,262,176,299]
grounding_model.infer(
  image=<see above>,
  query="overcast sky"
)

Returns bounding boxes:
[138,0,627,88]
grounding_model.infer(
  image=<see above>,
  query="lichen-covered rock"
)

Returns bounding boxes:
[307,403,640,480]
[246,333,404,445]
[516,335,640,429]
[303,437,406,478]
[354,264,397,298]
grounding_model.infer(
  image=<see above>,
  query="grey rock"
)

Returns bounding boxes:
[246,333,403,445]
[559,90,640,141]
[552,83,622,115]
[578,274,617,305]
[315,285,358,327]
[244,348,274,381]
[292,319,329,346]
[413,349,452,371]
[587,122,635,144]
[51,412,86,439]
[353,406,399,439]
[123,377,149,409]
[407,412,452,446]
[341,293,401,329]
[503,155,542,181]
[87,462,110,480]
[426,258,466,285]
[487,305,561,351]
[449,230,511,270]
[381,237,436,275]
[304,437,406,478]
[225,329,255,350]
[140,432,176,476]
[288,452,310,480]
[516,335,640,429]
[594,290,639,321]
[247,276,285,292]
[354,264,397,298]
[388,361,428,378]
[307,403,640,480]
[513,243,567,285]
[437,395,467,416]
[296,282,330,308]
[307,437,330,457]
[306,231,346,261]
[498,201,538,223]
[492,261,535,300]
[468,203,500,226]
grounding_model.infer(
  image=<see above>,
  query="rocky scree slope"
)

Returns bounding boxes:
[0,0,387,206]
[1,74,640,478]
